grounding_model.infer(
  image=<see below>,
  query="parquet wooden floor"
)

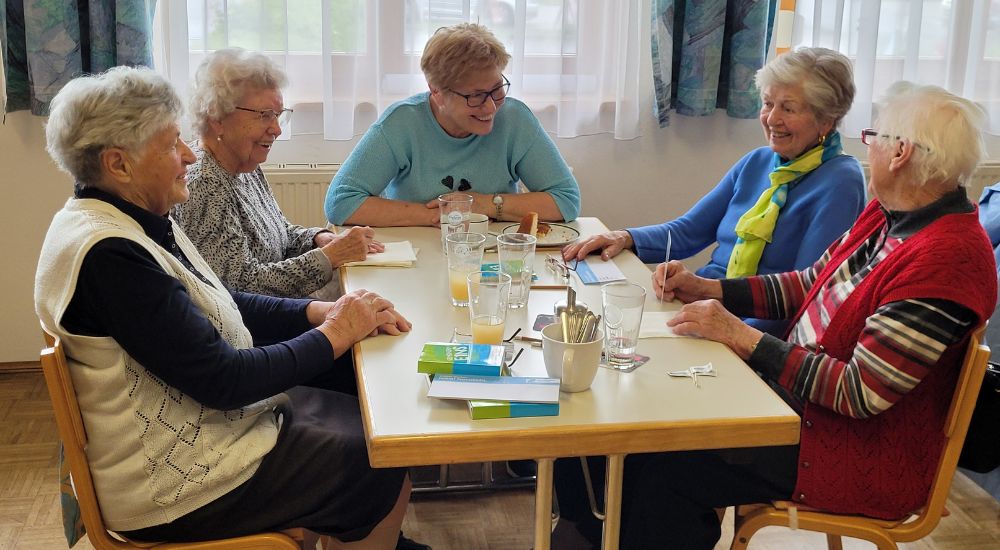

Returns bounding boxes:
[2,370,999,550]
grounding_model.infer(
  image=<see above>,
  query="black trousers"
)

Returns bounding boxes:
[554,445,799,549]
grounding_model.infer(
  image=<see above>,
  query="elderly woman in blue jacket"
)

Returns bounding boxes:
[563,47,866,337]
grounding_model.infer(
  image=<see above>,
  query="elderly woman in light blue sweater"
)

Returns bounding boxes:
[325,22,580,227]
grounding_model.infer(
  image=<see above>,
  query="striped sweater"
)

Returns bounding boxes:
[725,192,996,519]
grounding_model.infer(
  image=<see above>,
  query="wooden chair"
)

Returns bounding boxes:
[731,326,990,550]
[39,332,322,549]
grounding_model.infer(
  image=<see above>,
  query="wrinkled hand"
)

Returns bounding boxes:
[321,226,378,267]
[667,299,761,359]
[318,289,412,357]
[652,261,719,303]
[562,230,632,262]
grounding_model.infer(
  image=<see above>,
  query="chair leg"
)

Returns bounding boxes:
[826,533,844,550]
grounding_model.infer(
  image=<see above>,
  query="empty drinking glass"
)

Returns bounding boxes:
[497,233,536,309]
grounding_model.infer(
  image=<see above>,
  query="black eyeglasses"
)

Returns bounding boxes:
[861,128,932,152]
[448,75,510,108]
[235,106,294,125]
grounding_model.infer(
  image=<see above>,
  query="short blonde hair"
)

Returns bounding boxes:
[420,23,511,89]
[189,48,288,137]
[46,66,183,186]
[756,47,855,129]
[874,81,985,187]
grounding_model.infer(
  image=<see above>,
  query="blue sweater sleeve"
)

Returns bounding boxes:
[231,290,315,346]
[61,238,334,410]
[627,159,741,264]
[325,124,401,225]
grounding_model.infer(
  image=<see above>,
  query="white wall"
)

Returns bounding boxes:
[4,109,999,362]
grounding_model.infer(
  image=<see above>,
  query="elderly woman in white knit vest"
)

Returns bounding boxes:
[35,66,413,549]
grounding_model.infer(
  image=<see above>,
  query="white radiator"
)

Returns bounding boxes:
[263,161,1000,229]
[263,163,339,229]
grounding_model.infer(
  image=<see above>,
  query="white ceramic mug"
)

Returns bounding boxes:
[541,323,604,392]
[467,213,490,236]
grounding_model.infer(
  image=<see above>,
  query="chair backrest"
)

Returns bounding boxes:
[893,324,989,541]
[39,332,136,549]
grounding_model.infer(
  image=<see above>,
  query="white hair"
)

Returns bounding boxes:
[755,47,855,129]
[45,66,183,186]
[189,48,288,137]
[874,81,986,187]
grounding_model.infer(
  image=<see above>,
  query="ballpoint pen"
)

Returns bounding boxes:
[661,230,671,304]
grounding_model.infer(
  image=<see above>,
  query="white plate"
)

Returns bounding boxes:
[501,223,580,248]
[483,233,499,251]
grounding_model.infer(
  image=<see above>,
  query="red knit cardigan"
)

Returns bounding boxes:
[782,199,996,519]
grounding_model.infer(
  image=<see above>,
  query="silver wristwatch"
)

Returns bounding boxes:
[492,193,504,220]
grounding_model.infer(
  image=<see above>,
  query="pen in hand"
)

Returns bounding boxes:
[661,230,671,304]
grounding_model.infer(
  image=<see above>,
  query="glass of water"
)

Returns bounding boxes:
[601,281,646,370]
[497,232,536,309]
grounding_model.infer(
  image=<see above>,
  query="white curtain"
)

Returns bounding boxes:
[791,0,1000,137]
[154,0,644,141]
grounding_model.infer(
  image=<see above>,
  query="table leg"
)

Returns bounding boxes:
[602,454,625,550]
[534,458,554,550]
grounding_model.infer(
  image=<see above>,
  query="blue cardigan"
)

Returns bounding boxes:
[629,147,866,335]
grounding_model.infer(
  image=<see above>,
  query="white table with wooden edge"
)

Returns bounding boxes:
[340,217,800,550]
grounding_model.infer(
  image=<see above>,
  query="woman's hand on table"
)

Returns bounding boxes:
[652,261,722,303]
[562,230,633,261]
[320,226,381,267]
[315,290,412,357]
[667,300,763,360]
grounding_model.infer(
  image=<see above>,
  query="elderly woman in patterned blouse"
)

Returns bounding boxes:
[174,48,378,300]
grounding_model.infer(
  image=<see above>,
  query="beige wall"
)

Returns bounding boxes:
[4,109,999,362]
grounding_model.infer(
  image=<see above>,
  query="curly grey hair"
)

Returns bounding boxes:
[45,66,183,186]
[189,48,288,137]
[756,47,856,130]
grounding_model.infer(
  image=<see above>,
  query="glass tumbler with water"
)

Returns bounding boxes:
[445,232,487,307]
[497,233,536,309]
[438,192,473,253]
[601,282,646,369]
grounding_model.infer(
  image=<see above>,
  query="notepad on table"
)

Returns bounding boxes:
[343,241,417,267]
[575,257,627,285]
[639,311,688,338]
[427,374,560,403]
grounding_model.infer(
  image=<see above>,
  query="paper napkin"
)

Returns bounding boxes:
[343,241,417,267]
[639,311,687,338]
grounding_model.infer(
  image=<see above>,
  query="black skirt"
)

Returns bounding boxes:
[122,385,406,543]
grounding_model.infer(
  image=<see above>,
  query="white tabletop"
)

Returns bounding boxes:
[342,218,800,468]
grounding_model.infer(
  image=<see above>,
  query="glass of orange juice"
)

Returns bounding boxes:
[445,232,487,307]
[467,271,511,345]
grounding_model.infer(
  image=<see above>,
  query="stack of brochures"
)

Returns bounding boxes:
[418,342,560,419]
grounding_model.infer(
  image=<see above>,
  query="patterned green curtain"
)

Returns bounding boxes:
[651,0,771,127]
[1,0,156,115]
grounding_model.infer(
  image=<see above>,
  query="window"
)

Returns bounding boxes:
[157,0,642,141]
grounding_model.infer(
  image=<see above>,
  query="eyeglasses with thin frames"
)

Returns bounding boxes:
[235,106,294,126]
[860,128,932,153]
[448,75,511,108]
[545,255,578,280]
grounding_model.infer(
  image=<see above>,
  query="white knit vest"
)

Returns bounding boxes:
[35,198,280,531]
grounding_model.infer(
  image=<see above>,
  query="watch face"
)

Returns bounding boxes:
[493,195,503,205]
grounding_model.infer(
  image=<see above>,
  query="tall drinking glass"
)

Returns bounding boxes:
[438,192,474,253]
[497,233,536,309]
[445,232,487,307]
[467,271,512,345]
[601,282,646,370]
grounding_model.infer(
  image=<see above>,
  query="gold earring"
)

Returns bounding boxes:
[819,134,827,146]
[217,135,223,142]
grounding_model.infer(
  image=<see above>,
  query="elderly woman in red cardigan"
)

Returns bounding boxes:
[602,82,997,549]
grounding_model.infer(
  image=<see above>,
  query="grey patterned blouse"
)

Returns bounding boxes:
[173,143,334,298]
